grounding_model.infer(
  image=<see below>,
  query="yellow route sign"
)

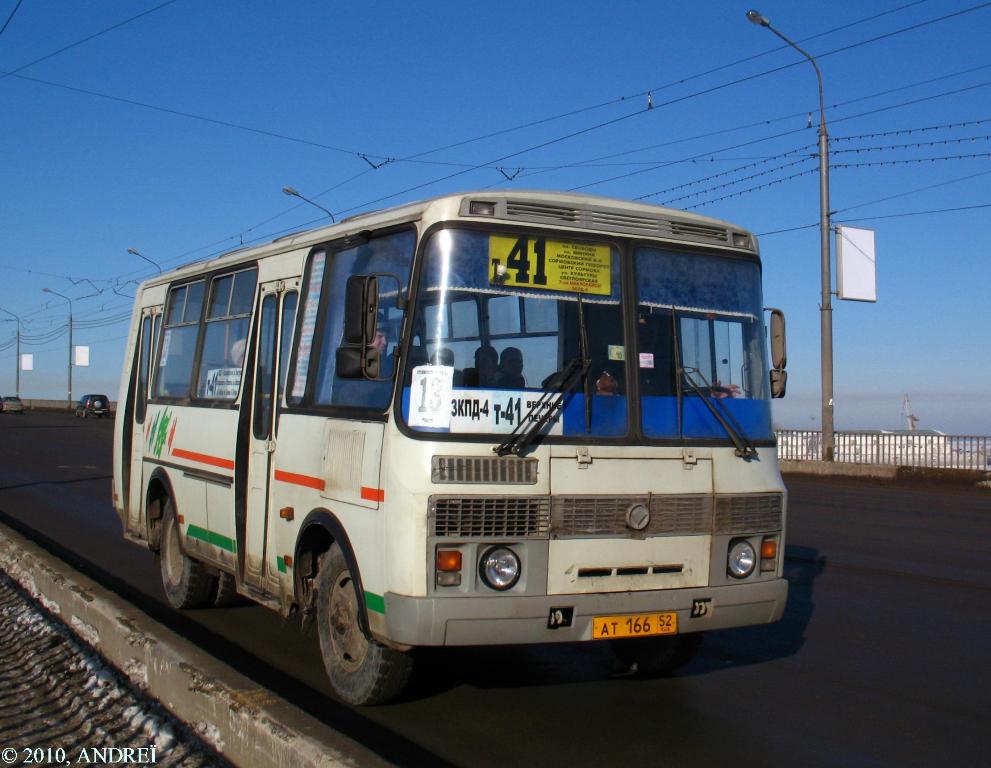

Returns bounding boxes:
[488,235,611,296]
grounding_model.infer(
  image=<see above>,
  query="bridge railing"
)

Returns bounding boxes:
[775,430,991,470]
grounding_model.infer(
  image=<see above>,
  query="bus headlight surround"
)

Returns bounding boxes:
[727,539,756,579]
[479,546,521,591]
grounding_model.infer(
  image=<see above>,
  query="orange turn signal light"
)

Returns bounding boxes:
[436,550,463,572]
[761,539,778,560]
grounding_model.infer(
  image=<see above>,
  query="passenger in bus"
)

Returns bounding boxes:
[430,346,462,385]
[462,345,498,388]
[595,369,621,396]
[495,346,526,388]
[230,337,246,368]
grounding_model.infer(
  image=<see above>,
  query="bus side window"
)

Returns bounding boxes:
[305,230,414,411]
[196,267,257,400]
[155,281,205,399]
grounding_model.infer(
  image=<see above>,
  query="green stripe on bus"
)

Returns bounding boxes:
[276,556,287,573]
[364,591,385,615]
[186,525,237,553]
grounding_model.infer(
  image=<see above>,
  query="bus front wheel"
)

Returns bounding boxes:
[159,500,216,609]
[611,633,702,677]
[316,544,412,705]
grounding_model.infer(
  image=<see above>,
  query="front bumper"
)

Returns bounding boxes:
[384,577,788,647]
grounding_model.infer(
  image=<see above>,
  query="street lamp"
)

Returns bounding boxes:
[747,9,835,461]
[43,287,74,405]
[128,247,162,275]
[0,306,20,397]
[282,185,335,222]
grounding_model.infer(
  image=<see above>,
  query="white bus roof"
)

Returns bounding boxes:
[137,190,758,290]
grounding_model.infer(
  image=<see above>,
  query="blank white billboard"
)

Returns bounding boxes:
[836,226,877,302]
[74,345,90,366]
[20,354,33,371]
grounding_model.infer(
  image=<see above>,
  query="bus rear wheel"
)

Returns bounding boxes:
[316,544,412,705]
[611,633,702,677]
[159,500,216,609]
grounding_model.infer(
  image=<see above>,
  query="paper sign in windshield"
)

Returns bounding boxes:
[489,235,611,296]
[448,390,565,434]
[409,365,455,428]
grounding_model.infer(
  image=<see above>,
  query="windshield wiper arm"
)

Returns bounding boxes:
[494,295,593,457]
[681,366,758,460]
[494,355,586,457]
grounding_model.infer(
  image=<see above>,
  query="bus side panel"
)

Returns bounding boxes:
[269,414,386,614]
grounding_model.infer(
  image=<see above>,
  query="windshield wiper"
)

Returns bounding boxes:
[670,309,757,460]
[495,297,592,457]
[681,365,758,459]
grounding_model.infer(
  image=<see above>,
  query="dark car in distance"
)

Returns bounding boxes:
[75,394,111,418]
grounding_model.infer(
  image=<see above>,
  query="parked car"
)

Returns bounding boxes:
[75,394,111,418]
[1,396,25,414]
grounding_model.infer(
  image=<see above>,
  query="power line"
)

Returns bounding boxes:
[399,1,935,162]
[685,168,819,210]
[757,168,991,235]
[833,116,991,142]
[0,0,24,38]
[660,156,818,206]
[838,202,991,223]
[833,151,991,168]
[0,0,179,79]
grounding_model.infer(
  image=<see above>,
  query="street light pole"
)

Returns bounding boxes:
[43,288,74,405]
[127,247,162,274]
[747,10,835,461]
[282,185,336,222]
[0,306,20,397]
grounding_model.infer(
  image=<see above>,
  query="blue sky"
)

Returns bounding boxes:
[1,0,989,432]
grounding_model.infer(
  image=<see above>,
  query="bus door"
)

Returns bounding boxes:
[242,281,298,591]
[128,307,160,537]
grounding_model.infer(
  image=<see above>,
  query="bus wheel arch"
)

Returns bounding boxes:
[294,510,369,637]
[144,469,175,552]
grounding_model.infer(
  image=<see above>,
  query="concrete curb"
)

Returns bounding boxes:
[0,521,391,768]
[781,460,991,488]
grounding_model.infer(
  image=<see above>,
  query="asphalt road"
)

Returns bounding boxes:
[0,411,988,767]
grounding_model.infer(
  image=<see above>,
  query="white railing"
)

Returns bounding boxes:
[775,430,991,471]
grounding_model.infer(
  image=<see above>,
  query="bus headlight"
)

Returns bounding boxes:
[727,539,756,579]
[479,547,521,590]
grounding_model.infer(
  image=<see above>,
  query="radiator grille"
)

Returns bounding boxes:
[432,496,550,538]
[430,493,782,539]
[551,495,712,537]
[714,493,783,533]
[432,455,538,484]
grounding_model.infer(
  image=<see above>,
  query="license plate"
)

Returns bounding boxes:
[592,612,678,639]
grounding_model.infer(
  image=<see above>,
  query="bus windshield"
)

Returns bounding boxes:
[400,228,772,443]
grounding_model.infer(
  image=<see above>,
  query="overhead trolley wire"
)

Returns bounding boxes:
[0,0,179,80]
[0,0,24,39]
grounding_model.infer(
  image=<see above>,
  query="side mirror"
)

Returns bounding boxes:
[768,308,787,370]
[336,345,380,380]
[770,369,787,399]
[339,275,380,379]
[343,275,379,346]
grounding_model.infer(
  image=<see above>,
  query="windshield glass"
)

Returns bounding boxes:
[635,247,773,441]
[402,228,627,438]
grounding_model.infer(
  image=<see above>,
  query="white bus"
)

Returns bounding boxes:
[113,191,789,705]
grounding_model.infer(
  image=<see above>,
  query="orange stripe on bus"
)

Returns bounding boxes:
[274,469,326,491]
[361,487,385,502]
[171,448,236,471]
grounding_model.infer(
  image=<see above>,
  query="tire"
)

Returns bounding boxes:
[212,571,243,607]
[316,545,412,705]
[159,500,216,609]
[611,633,703,677]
